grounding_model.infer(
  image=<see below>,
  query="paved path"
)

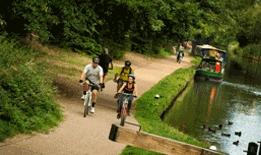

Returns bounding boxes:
[0,55,192,155]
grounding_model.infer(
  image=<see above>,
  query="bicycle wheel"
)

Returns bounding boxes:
[83,94,90,117]
[120,106,127,126]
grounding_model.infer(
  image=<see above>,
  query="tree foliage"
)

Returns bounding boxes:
[0,0,260,56]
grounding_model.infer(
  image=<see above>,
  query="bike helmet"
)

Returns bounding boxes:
[92,57,100,64]
[125,60,131,67]
[128,74,135,80]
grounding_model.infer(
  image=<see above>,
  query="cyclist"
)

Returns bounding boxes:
[98,47,113,85]
[177,43,184,63]
[116,74,137,118]
[114,60,134,92]
[79,57,104,113]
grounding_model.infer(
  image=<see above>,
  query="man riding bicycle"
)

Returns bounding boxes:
[114,60,134,92]
[79,57,104,113]
[116,74,137,118]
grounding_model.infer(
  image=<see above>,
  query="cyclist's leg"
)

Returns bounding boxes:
[103,68,108,83]
[117,80,124,92]
[81,82,88,99]
[117,94,124,112]
[91,88,99,107]
[127,96,133,114]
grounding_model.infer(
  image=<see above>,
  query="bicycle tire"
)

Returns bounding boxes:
[120,115,126,126]
[120,107,127,126]
[83,104,88,117]
[83,94,90,117]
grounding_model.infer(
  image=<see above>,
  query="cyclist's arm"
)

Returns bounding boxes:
[133,83,138,96]
[117,83,126,93]
[80,65,88,81]
[109,57,113,69]
[109,61,113,70]
[80,72,86,81]
[99,66,104,83]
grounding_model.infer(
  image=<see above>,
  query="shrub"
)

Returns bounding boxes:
[0,36,62,141]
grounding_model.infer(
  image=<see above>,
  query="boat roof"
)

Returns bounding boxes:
[196,44,226,53]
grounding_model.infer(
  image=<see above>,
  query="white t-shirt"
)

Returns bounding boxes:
[83,64,103,84]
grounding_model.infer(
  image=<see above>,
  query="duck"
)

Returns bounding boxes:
[208,127,216,133]
[221,133,231,137]
[233,140,239,146]
[218,124,223,130]
[228,121,233,125]
[235,131,242,137]
[201,124,207,129]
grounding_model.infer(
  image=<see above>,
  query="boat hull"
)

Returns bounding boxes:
[195,69,223,82]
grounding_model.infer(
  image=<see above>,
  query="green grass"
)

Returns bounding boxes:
[0,36,62,141]
[121,146,162,155]
[121,59,207,154]
[107,66,122,81]
[33,43,122,83]
[146,48,173,58]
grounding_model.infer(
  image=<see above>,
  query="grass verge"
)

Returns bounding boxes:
[0,37,62,141]
[121,57,205,155]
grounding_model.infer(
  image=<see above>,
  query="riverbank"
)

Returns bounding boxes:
[121,57,206,154]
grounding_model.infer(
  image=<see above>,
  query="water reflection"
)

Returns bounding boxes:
[164,80,261,155]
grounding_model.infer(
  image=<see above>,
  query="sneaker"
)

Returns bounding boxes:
[81,95,85,100]
[90,107,95,113]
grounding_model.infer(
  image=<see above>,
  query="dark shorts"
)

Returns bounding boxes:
[91,85,100,92]
[103,68,108,75]
[100,66,108,75]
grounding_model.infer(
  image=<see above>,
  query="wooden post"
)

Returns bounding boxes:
[246,142,258,155]
[109,124,225,155]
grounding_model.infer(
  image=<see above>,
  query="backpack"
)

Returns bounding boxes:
[119,67,133,81]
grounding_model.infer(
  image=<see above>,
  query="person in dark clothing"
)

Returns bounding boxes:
[98,48,113,84]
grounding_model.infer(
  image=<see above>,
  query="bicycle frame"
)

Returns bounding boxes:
[118,93,135,126]
[121,97,129,117]
[82,80,95,117]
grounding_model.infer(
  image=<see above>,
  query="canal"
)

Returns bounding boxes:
[163,62,261,155]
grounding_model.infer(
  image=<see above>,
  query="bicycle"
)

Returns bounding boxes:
[81,80,100,117]
[116,93,136,126]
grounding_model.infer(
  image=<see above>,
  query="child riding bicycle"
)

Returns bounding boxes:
[115,74,137,118]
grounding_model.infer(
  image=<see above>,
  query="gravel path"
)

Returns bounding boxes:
[0,55,192,155]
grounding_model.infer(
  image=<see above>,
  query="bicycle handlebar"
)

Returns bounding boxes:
[117,92,137,98]
[80,80,102,90]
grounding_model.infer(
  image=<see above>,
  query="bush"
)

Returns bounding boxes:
[0,36,62,141]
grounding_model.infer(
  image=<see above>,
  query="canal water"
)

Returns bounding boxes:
[163,63,261,155]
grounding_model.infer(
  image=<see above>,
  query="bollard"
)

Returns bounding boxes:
[257,141,261,155]
[246,142,258,155]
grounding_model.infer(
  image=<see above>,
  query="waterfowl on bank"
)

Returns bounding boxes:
[233,140,239,146]
[218,124,223,130]
[208,127,216,133]
[235,131,242,137]
[221,133,231,137]
[201,124,207,129]
[228,121,233,125]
